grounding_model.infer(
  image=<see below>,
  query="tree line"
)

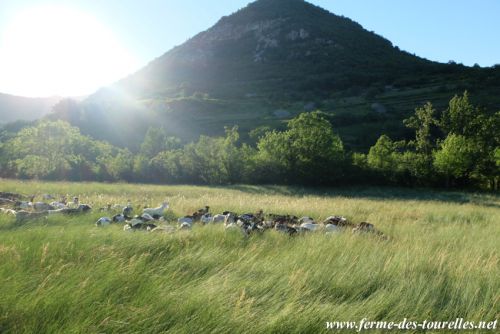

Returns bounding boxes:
[0,92,498,189]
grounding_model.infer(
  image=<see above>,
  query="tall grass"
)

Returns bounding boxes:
[0,179,498,333]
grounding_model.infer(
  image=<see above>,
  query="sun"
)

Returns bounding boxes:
[0,5,140,97]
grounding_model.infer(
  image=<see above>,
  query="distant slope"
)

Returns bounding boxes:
[0,93,62,124]
[48,0,500,150]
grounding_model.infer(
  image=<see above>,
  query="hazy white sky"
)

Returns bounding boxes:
[0,0,498,97]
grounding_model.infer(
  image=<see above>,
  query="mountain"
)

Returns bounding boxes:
[49,0,500,150]
[0,93,63,124]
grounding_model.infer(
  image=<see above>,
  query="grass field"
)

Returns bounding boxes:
[0,179,499,333]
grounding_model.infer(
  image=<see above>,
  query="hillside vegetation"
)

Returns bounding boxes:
[1,92,498,190]
[0,180,499,333]
[40,0,500,149]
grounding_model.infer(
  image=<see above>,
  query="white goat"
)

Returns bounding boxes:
[140,213,155,222]
[211,214,227,224]
[50,201,67,210]
[201,213,212,224]
[325,224,340,234]
[143,202,169,217]
[17,201,33,210]
[300,223,321,232]
[96,217,112,226]
[179,222,192,230]
[177,216,194,225]
[299,216,315,224]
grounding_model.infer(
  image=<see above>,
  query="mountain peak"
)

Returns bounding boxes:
[115,0,439,101]
[215,0,334,28]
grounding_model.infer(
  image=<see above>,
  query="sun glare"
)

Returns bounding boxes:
[0,5,139,97]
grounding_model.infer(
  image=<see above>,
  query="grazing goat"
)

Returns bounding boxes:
[112,214,127,223]
[47,204,91,215]
[0,208,17,215]
[325,224,340,234]
[96,217,112,226]
[352,222,387,239]
[140,213,154,222]
[274,222,297,235]
[50,201,67,210]
[0,198,15,205]
[67,197,80,208]
[201,213,212,225]
[299,222,321,232]
[323,216,353,228]
[123,203,133,217]
[33,202,55,212]
[124,219,157,231]
[211,214,227,224]
[178,216,194,225]
[299,216,315,224]
[179,222,192,230]
[15,201,33,210]
[143,202,169,217]
[0,192,24,200]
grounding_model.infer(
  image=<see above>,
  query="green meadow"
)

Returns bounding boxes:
[0,179,498,333]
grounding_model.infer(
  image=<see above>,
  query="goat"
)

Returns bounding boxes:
[299,222,321,232]
[352,222,375,233]
[123,203,133,217]
[325,224,340,234]
[15,201,33,210]
[96,217,112,226]
[211,214,227,224]
[33,202,55,212]
[124,219,157,231]
[201,213,212,225]
[323,216,353,228]
[0,192,24,200]
[223,212,238,227]
[299,216,315,224]
[0,208,17,215]
[179,222,192,230]
[178,216,194,225]
[67,197,80,208]
[143,202,169,217]
[49,201,67,210]
[0,198,15,206]
[140,213,157,222]
[112,214,127,223]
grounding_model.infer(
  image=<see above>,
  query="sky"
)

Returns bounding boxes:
[0,0,498,97]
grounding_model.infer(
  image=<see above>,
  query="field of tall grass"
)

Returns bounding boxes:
[0,179,498,333]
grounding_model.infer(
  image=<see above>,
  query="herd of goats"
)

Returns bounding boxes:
[0,191,386,238]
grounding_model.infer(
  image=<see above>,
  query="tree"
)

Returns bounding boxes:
[254,112,344,184]
[433,134,476,187]
[404,102,439,156]
[287,111,344,183]
[4,121,82,179]
[254,130,293,183]
[367,135,397,172]
[105,149,133,181]
[140,127,168,158]
[440,91,478,137]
